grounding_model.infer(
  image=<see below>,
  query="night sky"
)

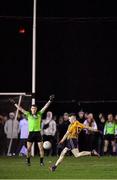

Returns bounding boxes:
[0,0,117,114]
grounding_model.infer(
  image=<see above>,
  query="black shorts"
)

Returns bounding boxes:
[104,134,115,141]
[27,131,42,143]
[66,138,78,150]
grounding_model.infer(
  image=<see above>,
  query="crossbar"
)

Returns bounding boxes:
[0,92,31,96]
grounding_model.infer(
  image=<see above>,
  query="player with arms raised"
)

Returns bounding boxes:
[10,95,55,166]
[50,113,100,171]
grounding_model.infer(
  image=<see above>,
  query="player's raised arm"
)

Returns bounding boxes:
[40,95,55,114]
[9,98,26,113]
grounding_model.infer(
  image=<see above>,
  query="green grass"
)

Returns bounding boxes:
[0,156,117,179]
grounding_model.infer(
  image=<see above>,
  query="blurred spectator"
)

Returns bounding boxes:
[97,113,105,156]
[77,110,86,151]
[0,115,6,155]
[16,114,28,156]
[83,113,98,151]
[4,112,20,156]
[114,114,117,155]
[103,113,116,156]
[57,116,64,141]
[57,113,70,140]
[84,112,88,119]
[57,112,70,155]
[42,111,57,156]
[78,110,85,123]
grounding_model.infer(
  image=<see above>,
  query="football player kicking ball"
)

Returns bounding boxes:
[50,113,100,171]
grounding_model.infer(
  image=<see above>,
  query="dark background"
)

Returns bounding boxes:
[0,0,117,114]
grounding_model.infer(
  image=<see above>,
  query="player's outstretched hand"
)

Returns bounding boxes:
[49,94,55,101]
[9,98,16,105]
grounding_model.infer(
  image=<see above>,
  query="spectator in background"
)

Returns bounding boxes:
[0,115,6,155]
[16,113,28,156]
[78,110,85,123]
[42,111,57,156]
[58,113,70,140]
[57,113,70,155]
[56,115,64,155]
[97,113,105,156]
[84,112,88,120]
[114,114,117,155]
[2,115,8,155]
[78,110,86,151]
[83,113,98,151]
[103,113,116,156]
[57,116,64,140]
[4,112,20,156]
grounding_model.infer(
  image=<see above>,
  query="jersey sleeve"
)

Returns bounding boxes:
[37,111,43,116]
[77,121,86,129]
[24,111,30,119]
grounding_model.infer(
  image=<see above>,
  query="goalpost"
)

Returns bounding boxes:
[0,92,31,156]
[0,0,38,157]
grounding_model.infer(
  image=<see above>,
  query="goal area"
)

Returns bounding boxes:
[0,92,32,156]
[0,92,31,116]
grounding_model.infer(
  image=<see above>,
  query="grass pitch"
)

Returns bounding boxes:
[0,155,117,179]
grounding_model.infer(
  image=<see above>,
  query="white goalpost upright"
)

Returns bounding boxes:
[32,0,37,105]
[31,0,37,157]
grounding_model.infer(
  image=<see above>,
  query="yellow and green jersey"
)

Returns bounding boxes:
[24,111,43,132]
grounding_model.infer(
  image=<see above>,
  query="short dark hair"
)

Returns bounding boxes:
[68,113,76,117]
[64,112,69,116]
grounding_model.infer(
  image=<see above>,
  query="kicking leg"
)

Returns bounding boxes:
[72,148,100,158]
[72,148,91,157]
[50,147,69,171]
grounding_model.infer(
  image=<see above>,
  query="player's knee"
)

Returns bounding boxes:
[71,148,79,157]
[74,153,79,158]
[61,147,68,156]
